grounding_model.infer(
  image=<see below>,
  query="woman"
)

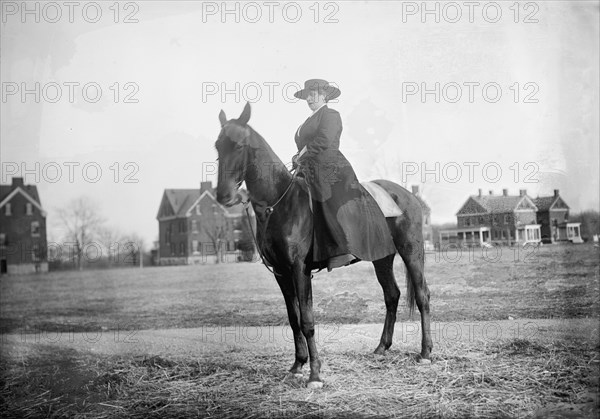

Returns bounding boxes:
[293,79,396,271]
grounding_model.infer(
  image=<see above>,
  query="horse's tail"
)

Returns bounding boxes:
[405,267,416,316]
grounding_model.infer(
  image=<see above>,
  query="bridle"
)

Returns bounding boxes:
[221,125,297,277]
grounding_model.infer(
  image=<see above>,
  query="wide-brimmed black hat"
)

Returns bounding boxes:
[294,79,341,101]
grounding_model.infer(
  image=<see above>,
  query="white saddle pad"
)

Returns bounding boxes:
[361,181,403,218]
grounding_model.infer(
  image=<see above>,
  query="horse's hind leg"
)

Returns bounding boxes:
[275,269,308,376]
[373,254,400,355]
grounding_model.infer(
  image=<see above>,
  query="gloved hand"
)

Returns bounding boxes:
[291,153,299,170]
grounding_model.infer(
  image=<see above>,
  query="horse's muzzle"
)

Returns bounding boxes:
[217,191,242,207]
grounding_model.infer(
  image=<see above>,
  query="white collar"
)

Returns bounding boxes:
[310,103,327,116]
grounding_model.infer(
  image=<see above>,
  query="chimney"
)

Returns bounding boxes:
[519,189,527,197]
[502,189,508,196]
[200,181,212,194]
[554,189,559,197]
[411,185,419,195]
[478,188,482,197]
[489,190,494,195]
[11,177,24,188]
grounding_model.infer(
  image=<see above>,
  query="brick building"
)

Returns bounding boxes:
[440,188,541,246]
[439,188,583,246]
[411,185,433,249]
[0,177,48,274]
[534,190,582,243]
[156,181,251,265]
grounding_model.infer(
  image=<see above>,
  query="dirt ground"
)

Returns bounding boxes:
[0,244,598,418]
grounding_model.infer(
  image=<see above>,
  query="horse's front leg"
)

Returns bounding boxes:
[274,267,308,376]
[293,263,323,388]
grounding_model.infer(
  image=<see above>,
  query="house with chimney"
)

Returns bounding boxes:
[156,181,251,265]
[534,190,582,244]
[439,188,542,247]
[0,177,48,274]
[411,185,433,249]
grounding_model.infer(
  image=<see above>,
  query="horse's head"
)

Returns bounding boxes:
[215,102,252,206]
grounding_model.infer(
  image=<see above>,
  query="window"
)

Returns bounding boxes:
[31,221,40,237]
[464,217,471,227]
[192,220,198,233]
[4,203,11,216]
[192,240,200,255]
[195,206,201,215]
[179,242,186,255]
[504,214,510,224]
[170,243,175,256]
[493,215,499,224]
[32,244,40,262]
[26,203,33,215]
[0,233,6,245]
[479,216,485,225]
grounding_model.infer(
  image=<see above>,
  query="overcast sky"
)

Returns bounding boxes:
[1,1,598,245]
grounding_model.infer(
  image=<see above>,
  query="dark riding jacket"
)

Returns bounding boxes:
[294,105,396,267]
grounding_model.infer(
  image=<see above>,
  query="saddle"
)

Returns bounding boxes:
[296,174,402,218]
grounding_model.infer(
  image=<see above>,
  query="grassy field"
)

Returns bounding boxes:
[1,244,598,334]
[0,244,599,418]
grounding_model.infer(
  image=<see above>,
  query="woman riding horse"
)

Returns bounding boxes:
[292,79,396,271]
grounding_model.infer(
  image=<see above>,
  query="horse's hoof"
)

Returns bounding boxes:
[291,372,303,379]
[418,358,431,365]
[374,347,386,355]
[306,380,323,389]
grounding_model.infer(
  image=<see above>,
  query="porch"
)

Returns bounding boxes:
[439,227,491,247]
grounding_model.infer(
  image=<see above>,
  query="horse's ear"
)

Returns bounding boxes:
[237,102,251,126]
[219,110,227,127]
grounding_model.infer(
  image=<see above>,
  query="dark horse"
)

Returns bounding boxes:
[215,103,432,388]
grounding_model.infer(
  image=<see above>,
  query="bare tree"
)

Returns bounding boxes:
[57,197,105,270]
[120,232,146,267]
[97,226,123,265]
[204,224,226,264]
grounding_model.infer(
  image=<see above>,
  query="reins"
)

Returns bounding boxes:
[241,170,298,278]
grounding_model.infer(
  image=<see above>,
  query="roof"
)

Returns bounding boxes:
[533,195,568,211]
[0,180,43,210]
[158,187,245,219]
[533,196,556,211]
[414,194,431,213]
[164,189,200,216]
[1,184,41,206]
[458,193,537,215]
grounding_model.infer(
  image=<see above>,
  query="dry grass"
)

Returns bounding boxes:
[1,244,598,417]
[1,244,599,334]
[1,334,598,418]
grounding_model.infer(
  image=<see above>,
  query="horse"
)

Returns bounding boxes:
[214,103,432,389]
